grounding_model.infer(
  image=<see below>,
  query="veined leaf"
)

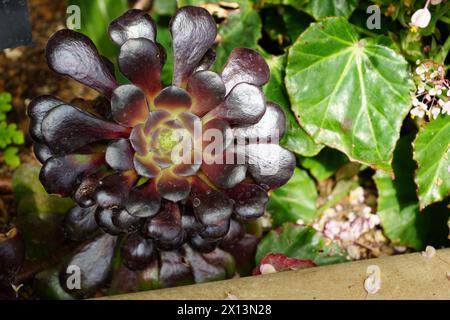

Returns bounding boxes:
[304,0,359,20]
[413,116,450,209]
[267,168,318,226]
[263,53,323,156]
[256,223,347,265]
[286,17,414,171]
[299,147,348,181]
[374,134,450,250]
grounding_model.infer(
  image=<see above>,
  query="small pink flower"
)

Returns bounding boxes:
[411,8,431,28]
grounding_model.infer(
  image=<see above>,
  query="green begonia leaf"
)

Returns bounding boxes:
[304,0,359,20]
[264,53,323,156]
[256,223,347,265]
[299,147,348,181]
[286,17,414,171]
[267,168,318,226]
[413,116,450,209]
[374,134,450,250]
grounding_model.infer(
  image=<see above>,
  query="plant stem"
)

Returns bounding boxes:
[437,34,450,63]
[352,25,380,38]
[439,16,450,24]
[133,0,153,10]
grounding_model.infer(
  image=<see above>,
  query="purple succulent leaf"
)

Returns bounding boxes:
[133,153,161,178]
[156,169,191,202]
[112,208,142,232]
[207,83,266,126]
[184,245,230,282]
[46,30,118,98]
[100,55,116,75]
[221,48,270,94]
[188,235,219,254]
[233,102,286,142]
[129,123,148,156]
[142,201,183,243]
[190,177,233,239]
[33,143,55,164]
[199,219,231,240]
[95,208,124,235]
[27,95,64,142]
[41,104,130,154]
[195,48,216,73]
[108,9,157,46]
[154,86,192,111]
[201,149,247,189]
[172,161,201,177]
[118,38,162,98]
[181,206,203,236]
[40,153,106,197]
[220,219,245,247]
[187,71,226,117]
[202,118,233,159]
[224,183,269,220]
[111,85,149,127]
[159,249,194,287]
[94,171,138,209]
[240,144,296,190]
[73,175,102,208]
[143,109,171,135]
[105,138,134,171]
[154,233,186,251]
[220,233,259,275]
[0,228,25,284]
[121,232,155,271]
[177,111,202,135]
[170,6,217,87]
[63,205,99,241]
[156,42,167,66]
[125,179,161,218]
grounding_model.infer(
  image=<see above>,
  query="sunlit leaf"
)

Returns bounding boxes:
[299,148,348,181]
[374,134,450,250]
[256,223,347,265]
[413,116,450,209]
[267,168,318,226]
[286,18,414,171]
[304,0,359,20]
[263,53,323,156]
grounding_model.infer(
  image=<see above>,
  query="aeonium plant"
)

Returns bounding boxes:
[27,7,295,273]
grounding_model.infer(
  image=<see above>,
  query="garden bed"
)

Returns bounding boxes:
[0,0,449,301]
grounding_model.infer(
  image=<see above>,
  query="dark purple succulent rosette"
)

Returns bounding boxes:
[27,6,295,270]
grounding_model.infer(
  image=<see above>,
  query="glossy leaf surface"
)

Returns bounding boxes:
[286,18,413,171]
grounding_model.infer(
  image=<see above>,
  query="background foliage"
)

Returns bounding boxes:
[0,92,24,167]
